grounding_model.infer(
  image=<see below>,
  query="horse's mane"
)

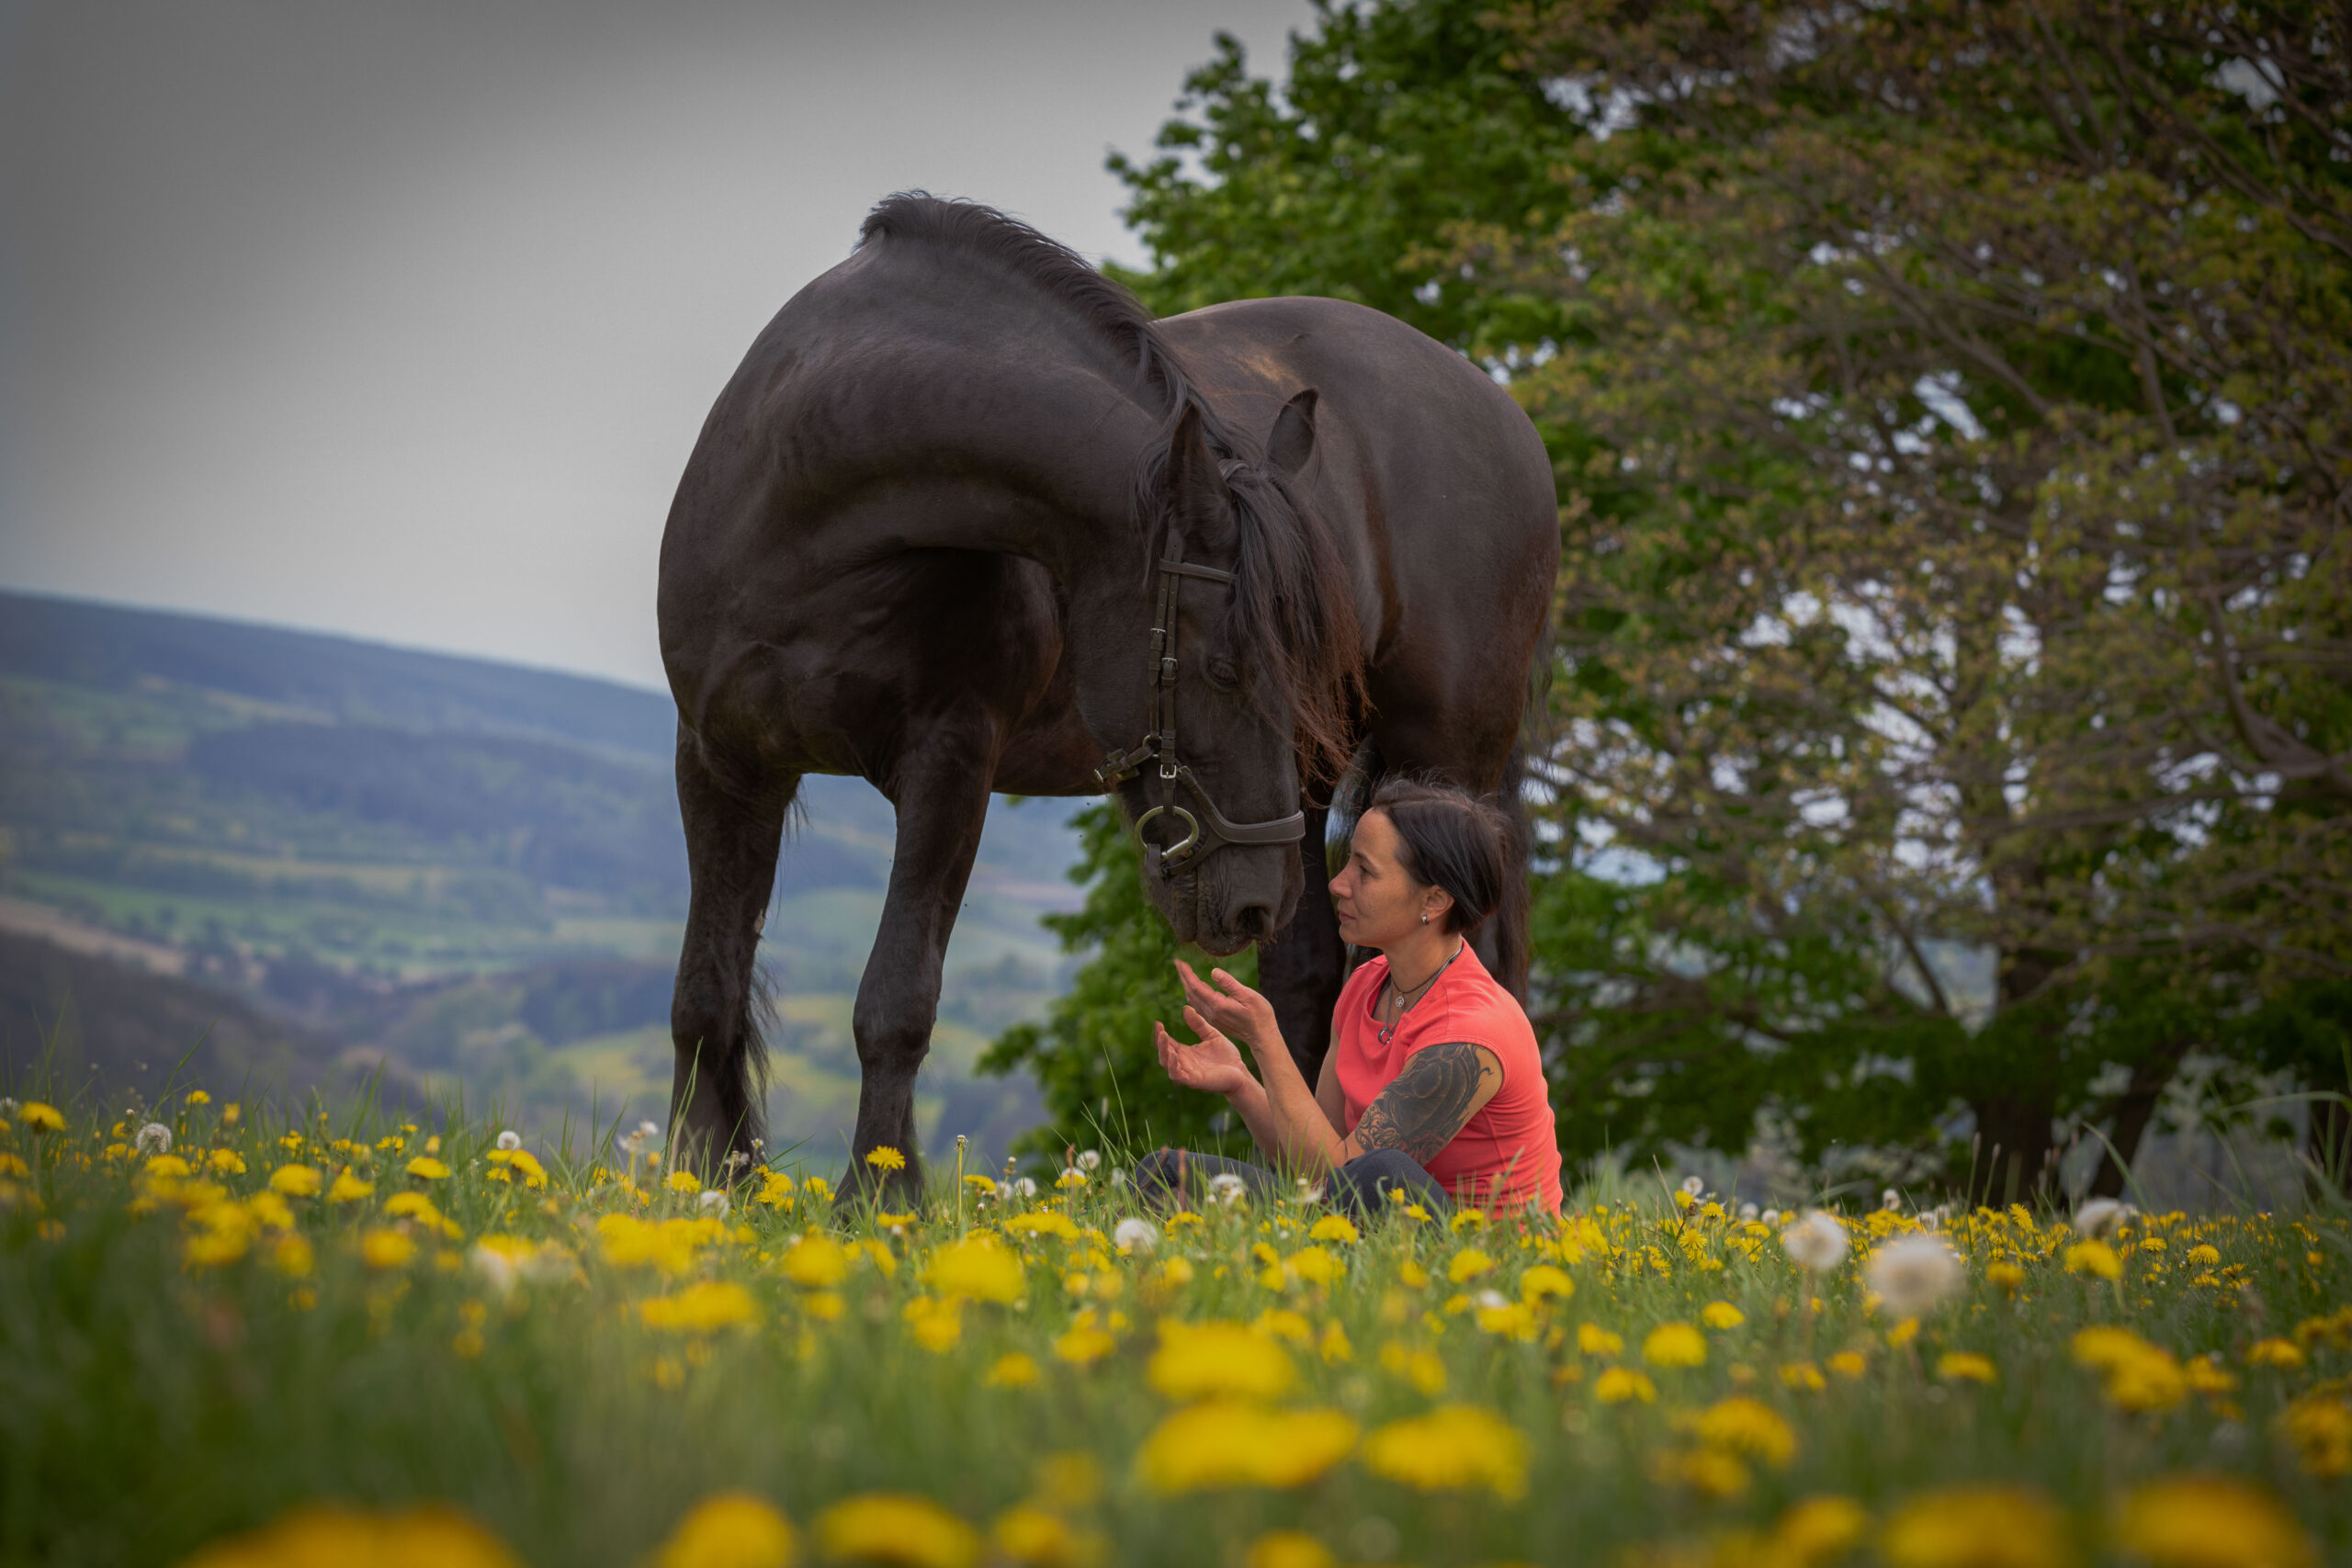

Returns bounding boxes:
[858,192,1363,780]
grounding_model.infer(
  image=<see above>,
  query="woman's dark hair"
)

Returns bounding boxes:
[1364,776,1511,935]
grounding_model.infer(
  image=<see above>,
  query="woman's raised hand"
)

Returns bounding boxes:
[1174,961,1280,1055]
[1152,1009,1256,1098]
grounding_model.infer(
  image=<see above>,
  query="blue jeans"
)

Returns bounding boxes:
[1133,1145,1452,1219]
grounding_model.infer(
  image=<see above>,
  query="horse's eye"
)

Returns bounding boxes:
[1205,656,1240,688]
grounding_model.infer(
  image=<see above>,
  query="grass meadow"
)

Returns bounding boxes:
[2,1083,2347,1568]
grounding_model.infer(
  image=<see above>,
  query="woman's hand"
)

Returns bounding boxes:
[1152,1008,1258,1099]
[1174,962,1282,1057]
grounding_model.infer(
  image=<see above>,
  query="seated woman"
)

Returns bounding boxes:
[1137,777,1563,1218]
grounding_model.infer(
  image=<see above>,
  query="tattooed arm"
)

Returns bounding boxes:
[1343,1043,1503,1165]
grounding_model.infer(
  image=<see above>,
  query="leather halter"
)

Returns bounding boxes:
[1094,509,1307,880]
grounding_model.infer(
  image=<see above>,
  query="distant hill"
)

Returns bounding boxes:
[0,590,1079,1166]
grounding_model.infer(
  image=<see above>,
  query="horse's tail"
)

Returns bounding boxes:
[1492,622,1555,1000]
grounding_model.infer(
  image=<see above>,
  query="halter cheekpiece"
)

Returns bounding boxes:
[1093,470,1307,879]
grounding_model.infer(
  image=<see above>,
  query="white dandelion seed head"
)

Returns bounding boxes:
[1012,1177,1039,1200]
[1679,1174,1706,1196]
[1076,1149,1102,1171]
[697,1190,731,1219]
[1738,1202,1759,1223]
[1760,1208,1781,1227]
[1294,1177,1327,1203]
[1113,1217,1159,1256]
[495,1130,522,1151]
[636,1120,661,1141]
[1476,1289,1510,1310]
[1208,1172,1249,1207]
[1864,1232,1963,1318]
[1110,1168,1127,1189]
[1882,1188,1901,1212]
[468,1244,519,1295]
[136,1122,173,1156]
[1781,1209,1850,1272]
[2073,1198,2133,1238]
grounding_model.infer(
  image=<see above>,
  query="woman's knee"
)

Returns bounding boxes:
[1133,1146,1189,1194]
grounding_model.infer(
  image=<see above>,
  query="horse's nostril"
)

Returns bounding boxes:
[1238,904,1276,940]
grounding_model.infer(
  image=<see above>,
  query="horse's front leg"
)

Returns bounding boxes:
[842,716,999,1209]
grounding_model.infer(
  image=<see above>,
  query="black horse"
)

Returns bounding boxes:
[658,195,1555,1197]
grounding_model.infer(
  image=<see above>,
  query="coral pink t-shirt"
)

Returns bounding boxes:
[1331,943,1564,1214]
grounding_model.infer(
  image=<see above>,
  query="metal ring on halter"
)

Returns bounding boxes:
[1134,803,1201,864]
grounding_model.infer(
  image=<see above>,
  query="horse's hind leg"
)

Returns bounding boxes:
[670,734,792,1179]
[842,715,999,1208]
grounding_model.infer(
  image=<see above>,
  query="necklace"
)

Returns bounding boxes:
[1376,942,1464,1043]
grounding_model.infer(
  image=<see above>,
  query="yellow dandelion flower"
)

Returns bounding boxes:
[326,1169,374,1203]
[922,1236,1024,1304]
[2278,1392,2352,1477]
[1880,1484,2070,1568]
[663,1168,701,1194]
[640,1281,758,1334]
[1701,1301,1746,1329]
[1135,1403,1358,1493]
[1938,1353,1997,1384]
[186,1090,210,1105]
[384,1191,441,1224]
[1595,1367,1657,1404]
[207,1149,245,1176]
[983,1352,1040,1389]
[1644,1322,1708,1368]
[1986,1261,2027,1296]
[1005,1212,1080,1241]
[1520,1264,1575,1304]
[865,1145,908,1171]
[814,1494,978,1568]
[1148,1321,1297,1402]
[2064,1240,2121,1280]
[1448,1208,1487,1232]
[1650,1445,1750,1500]
[1578,1323,1624,1356]
[1771,1495,1869,1566]
[177,1503,522,1568]
[18,1102,64,1133]
[1378,1341,1447,1395]
[1244,1530,1337,1568]
[2183,1356,2238,1395]
[781,1234,851,1289]
[405,1156,450,1181]
[1781,1361,1827,1392]
[1307,1213,1359,1244]
[901,1296,963,1353]
[2247,1337,2306,1371]
[268,1164,321,1198]
[1278,1245,1338,1285]
[1398,1259,1430,1288]
[649,1493,797,1568]
[1827,1351,1869,1380]
[1052,1325,1116,1366]
[2186,1244,2222,1267]
[1446,1247,1495,1283]
[2112,1474,2313,1568]
[1687,1396,1797,1467]
[1363,1404,1526,1498]
[360,1229,417,1270]
[1475,1300,1540,1341]
[990,1505,1103,1568]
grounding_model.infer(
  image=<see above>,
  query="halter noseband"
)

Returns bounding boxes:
[1093,500,1307,879]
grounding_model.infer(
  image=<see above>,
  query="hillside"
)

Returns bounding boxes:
[0,590,1079,1165]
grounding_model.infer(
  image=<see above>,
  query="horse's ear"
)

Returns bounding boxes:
[1167,402,1237,556]
[1267,388,1319,474]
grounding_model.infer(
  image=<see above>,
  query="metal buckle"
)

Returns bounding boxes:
[1134,803,1200,869]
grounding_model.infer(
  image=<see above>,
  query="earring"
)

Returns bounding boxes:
[1420,912,1429,924]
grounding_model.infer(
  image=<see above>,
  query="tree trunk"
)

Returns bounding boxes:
[2311,1097,2352,1200]
[1968,1092,2055,1208]
[2087,1042,2188,1198]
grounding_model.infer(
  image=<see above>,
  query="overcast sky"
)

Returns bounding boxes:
[0,0,1314,692]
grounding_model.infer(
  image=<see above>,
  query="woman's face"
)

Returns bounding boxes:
[1327,809,1446,951]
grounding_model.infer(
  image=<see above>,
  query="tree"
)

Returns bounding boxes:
[978,804,1263,1164]
[1475,0,2351,1195]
